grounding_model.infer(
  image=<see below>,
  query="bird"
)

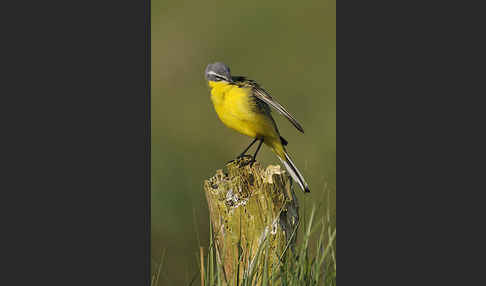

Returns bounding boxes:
[204,62,310,193]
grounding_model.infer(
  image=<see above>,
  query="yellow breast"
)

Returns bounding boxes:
[208,81,278,140]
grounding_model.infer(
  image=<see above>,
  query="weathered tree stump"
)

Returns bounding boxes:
[203,157,300,285]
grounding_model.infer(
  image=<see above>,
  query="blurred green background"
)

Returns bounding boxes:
[151,0,335,284]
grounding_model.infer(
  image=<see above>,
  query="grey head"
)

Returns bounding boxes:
[205,62,233,82]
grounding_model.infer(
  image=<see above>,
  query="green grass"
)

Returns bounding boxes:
[152,204,336,286]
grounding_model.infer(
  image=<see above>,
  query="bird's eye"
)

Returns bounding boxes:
[215,75,226,81]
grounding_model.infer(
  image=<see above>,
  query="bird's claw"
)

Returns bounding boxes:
[237,154,253,160]
[227,154,252,165]
[238,157,256,168]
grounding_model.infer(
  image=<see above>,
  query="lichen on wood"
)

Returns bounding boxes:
[203,156,300,285]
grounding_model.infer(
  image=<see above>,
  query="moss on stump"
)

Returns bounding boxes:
[203,157,300,285]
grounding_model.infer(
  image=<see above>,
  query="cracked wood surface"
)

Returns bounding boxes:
[203,157,300,285]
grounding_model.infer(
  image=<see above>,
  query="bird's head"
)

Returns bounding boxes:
[205,62,233,83]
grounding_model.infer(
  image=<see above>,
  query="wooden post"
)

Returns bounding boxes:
[203,157,300,285]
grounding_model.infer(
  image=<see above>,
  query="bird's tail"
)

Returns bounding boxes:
[273,144,310,193]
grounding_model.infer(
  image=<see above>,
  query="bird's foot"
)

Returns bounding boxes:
[227,154,252,165]
[237,154,253,160]
[238,156,256,168]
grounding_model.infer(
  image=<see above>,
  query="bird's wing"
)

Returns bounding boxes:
[248,80,305,133]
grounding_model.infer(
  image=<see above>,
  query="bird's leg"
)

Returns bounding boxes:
[249,139,264,167]
[227,138,258,164]
[237,138,258,159]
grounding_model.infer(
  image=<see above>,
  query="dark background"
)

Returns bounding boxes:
[2,0,150,284]
[151,0,335,284]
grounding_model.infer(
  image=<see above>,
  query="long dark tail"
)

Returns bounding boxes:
[277,150,310,193]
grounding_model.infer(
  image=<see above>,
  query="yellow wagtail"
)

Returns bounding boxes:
[204,62,310,193]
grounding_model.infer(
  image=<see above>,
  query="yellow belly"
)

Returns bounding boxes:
[209,81,279,140]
